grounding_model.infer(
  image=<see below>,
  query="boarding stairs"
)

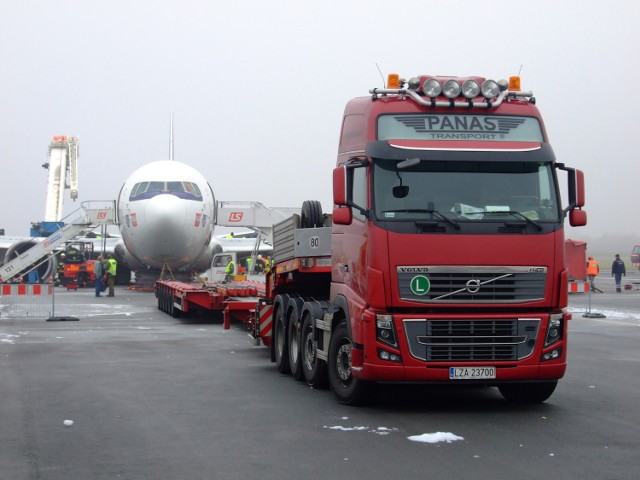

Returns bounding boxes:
[216,201,300,275]
[0,202,116,283]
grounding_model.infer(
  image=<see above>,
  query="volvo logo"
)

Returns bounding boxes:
[465,279,481,294]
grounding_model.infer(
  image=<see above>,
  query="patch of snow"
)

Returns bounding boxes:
[407,432,464,444]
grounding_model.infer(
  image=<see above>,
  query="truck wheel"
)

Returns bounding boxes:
[301,312,328,389]
[287,307,303,380]
[328,321,368,405]
[498,381,557,403]
[300,200,323,228]
[274,305,290,374]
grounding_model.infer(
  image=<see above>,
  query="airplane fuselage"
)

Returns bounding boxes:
[116,160,217,272]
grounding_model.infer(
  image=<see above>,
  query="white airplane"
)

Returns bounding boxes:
[114,159,222,285]
[1,117,270,286]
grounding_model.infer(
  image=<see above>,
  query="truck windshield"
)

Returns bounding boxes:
[373,160,560,223]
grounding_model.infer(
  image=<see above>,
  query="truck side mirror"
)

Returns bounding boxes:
[333,167,347,206]
[574,169,585,207]
[566,167,585,208]
[569,209,587,227]
[333,206,352,225]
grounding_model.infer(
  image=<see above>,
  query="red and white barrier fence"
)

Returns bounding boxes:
[568,281,589,293]
[0,283,54,318]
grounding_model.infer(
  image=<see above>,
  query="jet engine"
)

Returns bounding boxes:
[2,240,58,282]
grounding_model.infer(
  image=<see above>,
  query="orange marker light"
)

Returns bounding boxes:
[387,73,400,89]
[508,76,521,91]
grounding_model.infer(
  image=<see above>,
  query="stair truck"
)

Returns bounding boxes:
[158,72,588,405]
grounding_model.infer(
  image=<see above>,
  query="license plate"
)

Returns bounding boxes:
[449,366,496,380]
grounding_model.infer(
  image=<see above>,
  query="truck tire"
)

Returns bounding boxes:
[300,200,323,228]
[287,305,304,380]
[498,381,557,403]
[301,312,328,389]
[273,304,290,374]
[328,321,369,405]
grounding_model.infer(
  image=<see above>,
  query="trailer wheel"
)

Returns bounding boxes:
[273,305,290,374]
[328,321,368,405]
[287,307,304,380]
[301,312,328,389]
[498,381,557,403]
[170,295,181,318]
[158,290,166,312]
[300,200,323,228]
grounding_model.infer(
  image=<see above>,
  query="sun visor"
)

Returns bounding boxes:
[365,141,555,163]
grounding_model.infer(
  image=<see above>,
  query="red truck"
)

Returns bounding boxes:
[632,244,640,269]
[157,72,587,405]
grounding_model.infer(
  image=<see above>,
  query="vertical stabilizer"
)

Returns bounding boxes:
[169,111,174,161]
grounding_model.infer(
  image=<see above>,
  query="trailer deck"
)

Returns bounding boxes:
[155,279,266,328]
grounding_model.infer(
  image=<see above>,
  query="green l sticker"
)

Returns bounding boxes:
[410,275,431,295]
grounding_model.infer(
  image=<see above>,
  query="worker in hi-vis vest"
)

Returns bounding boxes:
[224,257,235,283]
[586,256,602,293]
[106,254,118,297]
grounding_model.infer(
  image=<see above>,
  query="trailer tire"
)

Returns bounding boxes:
[287,306,304,380]
[301,312,328,389]
[498,381,557,403]
[300,200,323,228]
[328,321,369,405]
[170,296,181,318]
[273,304,290,374]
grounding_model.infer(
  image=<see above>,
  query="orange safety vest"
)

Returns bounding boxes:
[586,260,599,276]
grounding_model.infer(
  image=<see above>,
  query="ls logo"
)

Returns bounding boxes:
[228,212,243,222]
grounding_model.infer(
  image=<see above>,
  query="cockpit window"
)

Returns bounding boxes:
[129,181,204,201]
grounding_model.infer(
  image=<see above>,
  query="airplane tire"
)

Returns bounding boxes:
[300,200,323,228]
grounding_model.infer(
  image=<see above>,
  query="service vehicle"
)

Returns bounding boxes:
[565,239,588,293]
[156,72,587,405]
[631,244,640,270]
[58,241,99,289]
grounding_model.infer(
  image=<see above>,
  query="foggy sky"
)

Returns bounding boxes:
[1,0,638,255]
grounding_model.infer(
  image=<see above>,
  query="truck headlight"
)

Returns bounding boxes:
[422,78,442,98]
[545,313,563,346]
[481,79,500,99]
[376,314,397,347]
[462,80,480,98]
[443,79,461,98]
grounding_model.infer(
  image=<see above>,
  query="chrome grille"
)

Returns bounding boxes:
[398,265,546,303]
[403,318,540,362]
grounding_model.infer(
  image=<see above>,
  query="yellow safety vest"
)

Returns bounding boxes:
[107,258,117,275]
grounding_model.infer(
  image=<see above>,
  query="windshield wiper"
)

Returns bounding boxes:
[383,209,460,230]
[482,210,543,231]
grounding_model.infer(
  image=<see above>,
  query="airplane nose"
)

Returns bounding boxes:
[145,194,189,237]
